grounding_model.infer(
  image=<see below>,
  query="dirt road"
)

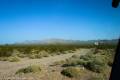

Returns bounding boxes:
[0,49,91,79]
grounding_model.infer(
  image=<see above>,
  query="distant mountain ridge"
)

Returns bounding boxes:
[14,39,118,45]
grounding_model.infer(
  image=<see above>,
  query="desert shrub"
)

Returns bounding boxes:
[97,49,115,67]
[61,67,82,78]
[76,59,88,66]
[63,57,106,73]
[63,50,107,73]
[37,51,49,58]
[8,56,20,62]
[28,51,49,59]
[0,44,83,57]
[35,54,42,58]
[89,76,105,80]
[62,54,92,67]
[80,54,95,61]
[84,59,106,73]
[93,48,99,54]
[88,74,106,80]
[56,52,62,55]
[107,59,114,67]
[80,54,106,73]
[0,56,20,62]
[106,50,115,67]
[71,54,79,58]
[62,58,80,67]
[51,60,66,66]
[17,53,26,58]
[16,65,41,74]
[68,50,75,53]
[0,48,13,57]
[12,49,21,56]
[43,54,49,57]
[28,54,36,59]
[0,57,8,61]
[62,59,85,67]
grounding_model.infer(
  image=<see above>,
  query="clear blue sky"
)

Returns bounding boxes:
[0,0,120,44]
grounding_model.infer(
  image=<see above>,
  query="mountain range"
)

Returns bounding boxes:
[15,38,118,45]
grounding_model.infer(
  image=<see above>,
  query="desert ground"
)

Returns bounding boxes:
[0,49,91,80]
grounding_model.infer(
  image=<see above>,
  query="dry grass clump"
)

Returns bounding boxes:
[50,60,66,66]
[0,57,8,61]
[0,56,20,62]
[16,65,41,74]
[28,50,49,59]
[61,67,85,78]
[7,56,20,62]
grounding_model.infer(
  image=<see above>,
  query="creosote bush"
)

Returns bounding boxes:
[16,65,41,74]
[84,59,106,73]
[0,43,116,58]
[62,49,114,73]
[61,67,82,78]
[8,56,20,62]
[0,56,20,62]
[50,60,66,66]
[0,57,8,61]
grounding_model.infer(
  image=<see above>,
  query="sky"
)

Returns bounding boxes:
[0,0,120,44]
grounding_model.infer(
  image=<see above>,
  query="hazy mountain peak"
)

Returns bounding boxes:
[14,38,118,45]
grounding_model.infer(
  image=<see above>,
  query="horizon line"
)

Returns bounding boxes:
[0,38,119,45]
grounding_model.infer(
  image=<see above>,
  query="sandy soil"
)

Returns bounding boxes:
[0,49,91,80]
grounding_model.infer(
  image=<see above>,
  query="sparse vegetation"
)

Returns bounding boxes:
[63,48,114,72]
[7,56,20,62]
[88,75,105,80]
[0,57,8,61]
[0,43,116,80]
[0,44,82,60]
[0,56,20,62]
[61,67,82,78]
[50,60,66,66]
[61,48,115,79]
[0,43,116,58]
[16,65,41,74]
[84,58,106,73]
